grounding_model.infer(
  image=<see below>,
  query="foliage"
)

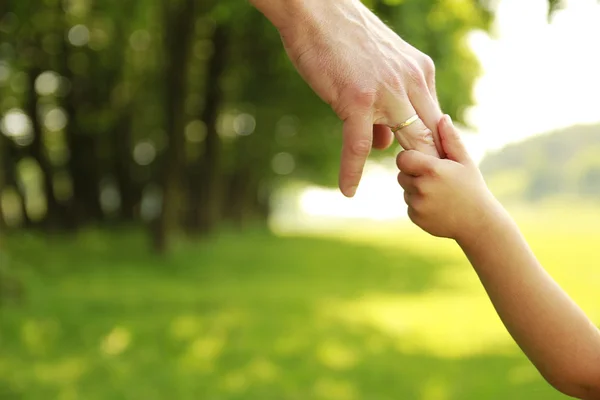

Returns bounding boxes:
[481,124,600,203]
[0,0,494,251]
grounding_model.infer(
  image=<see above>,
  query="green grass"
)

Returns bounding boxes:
[3,207,599,400]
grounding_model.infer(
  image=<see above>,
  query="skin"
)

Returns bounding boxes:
[397,115,600,400]
[250,0,443,197]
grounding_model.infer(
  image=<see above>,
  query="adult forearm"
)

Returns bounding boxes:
[458,205,600,398]
[249,0,371,38]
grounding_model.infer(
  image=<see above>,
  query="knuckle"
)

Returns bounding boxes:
[426,162,440,177]
[349,86,377,109]
[405,60,427,90]
[335,86,376,118]
[420,54,436,79]
[350,138,372,158]
[385,72,406,95]
[414,179,426,195]
[413,125,435,147]
[333,99,352,119]
[343,170,362,186]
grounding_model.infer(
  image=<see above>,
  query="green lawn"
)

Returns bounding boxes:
[2,208,599,399]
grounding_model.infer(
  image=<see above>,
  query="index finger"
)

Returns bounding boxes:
[339,112,373,197]
[408,86,445,158]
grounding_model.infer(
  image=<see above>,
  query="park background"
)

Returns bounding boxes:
[2,0,600,398]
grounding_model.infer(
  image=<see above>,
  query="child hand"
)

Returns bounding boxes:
[396,115,501,242]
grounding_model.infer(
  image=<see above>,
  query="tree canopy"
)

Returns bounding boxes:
[0,0,502,251]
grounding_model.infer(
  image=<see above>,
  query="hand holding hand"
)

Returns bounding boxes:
[275,0,443,196]
[396,115,501,242]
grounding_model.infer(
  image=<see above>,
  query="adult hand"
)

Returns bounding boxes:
[253,0,443,197]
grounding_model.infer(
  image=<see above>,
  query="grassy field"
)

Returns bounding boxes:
[2,206,600,399]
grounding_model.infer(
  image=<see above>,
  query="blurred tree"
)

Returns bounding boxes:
[187,21,229,234]
[548,0,565,16]
[151,0,197,252]
[0,1,5,235]
[374,0,491,122]
[61,9,104,225]
[0,136,5,233]
[0,0,516,252]
[481,124,600,203]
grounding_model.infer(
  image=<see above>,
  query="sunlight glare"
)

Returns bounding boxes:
[299,162,407,221]
[467,0,600,152]
[292,0,600,224]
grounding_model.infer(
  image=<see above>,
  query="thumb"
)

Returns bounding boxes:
[438,115,470,163]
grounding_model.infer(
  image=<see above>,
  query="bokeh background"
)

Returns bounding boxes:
[1,0,600,398]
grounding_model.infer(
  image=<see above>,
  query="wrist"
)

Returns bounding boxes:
[250,0,313,32]
[454,195,509,248]
[253,0,367,42]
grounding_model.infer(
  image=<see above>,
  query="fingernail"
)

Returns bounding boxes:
[444,114,453,126]
[347,185,358,197]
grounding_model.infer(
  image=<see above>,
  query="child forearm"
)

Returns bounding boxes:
[458,203,600,399]
[398,115,600,399]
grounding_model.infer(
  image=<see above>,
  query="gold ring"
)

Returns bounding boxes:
[390,115,419,133]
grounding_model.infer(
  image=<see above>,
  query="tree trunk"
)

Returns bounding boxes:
[4,143,30,227]
[225,167,268,229]
[188,24,229,234]
[108,3,140,224]
[113,110,139,221]
[225,168,254,228]
[151,0,197,253]
[25,67,66,229]
[0,135,6,232]
[64,103,103,224]
[0,4,6,233]
[52,7,103,227]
